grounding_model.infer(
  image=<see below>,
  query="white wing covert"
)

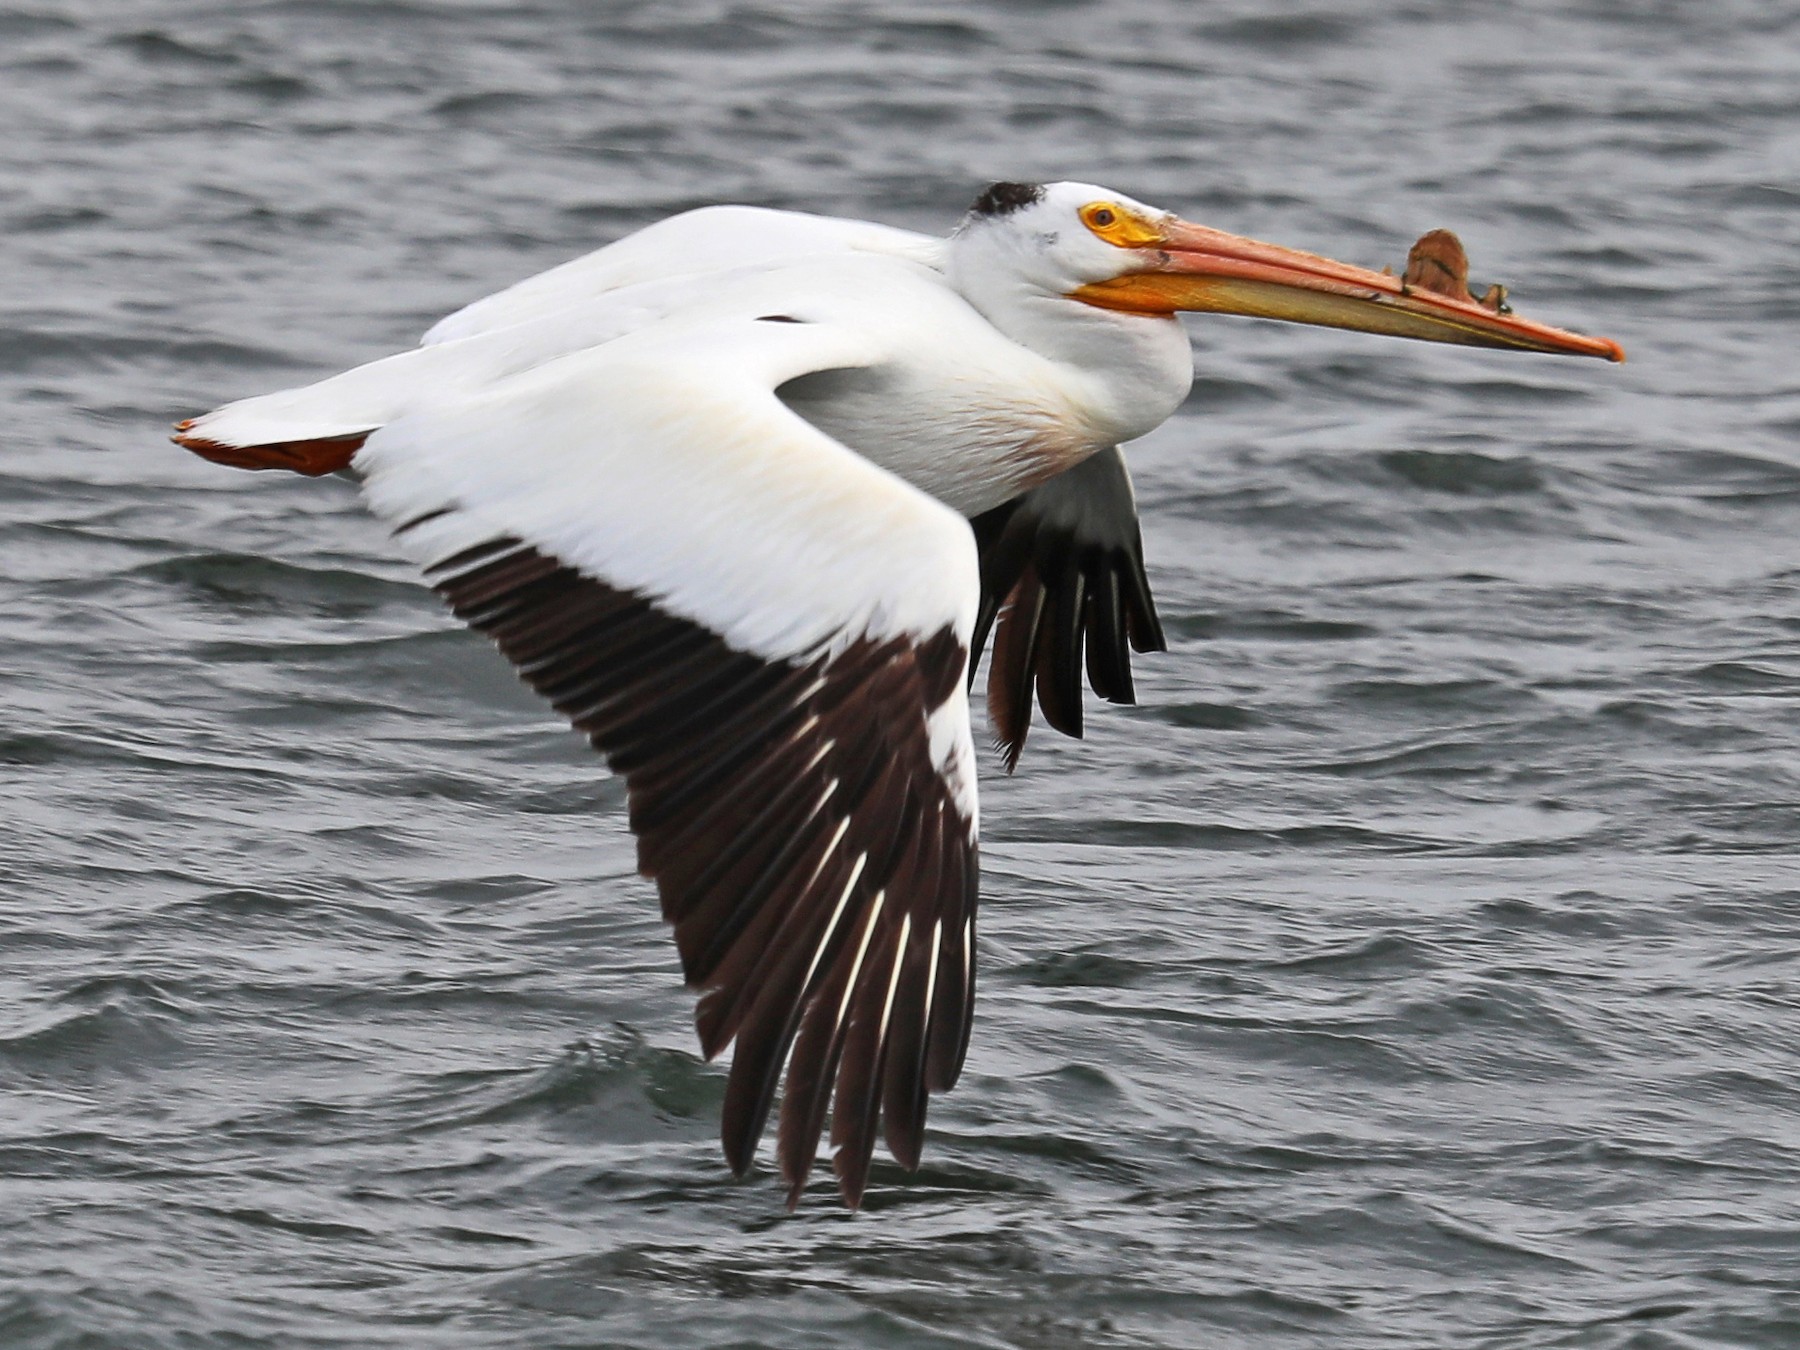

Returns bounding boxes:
[357,314,981,1207]
[421,204,939,345]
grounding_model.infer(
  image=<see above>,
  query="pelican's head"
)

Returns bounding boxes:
[949,180,1623,362]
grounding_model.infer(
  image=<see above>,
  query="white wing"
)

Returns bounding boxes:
[174,204,943,471]
[358,313,981,1208]
[421,204,939,345]
[177,264,783,458]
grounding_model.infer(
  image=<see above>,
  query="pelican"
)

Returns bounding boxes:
[174,181,1622,1207]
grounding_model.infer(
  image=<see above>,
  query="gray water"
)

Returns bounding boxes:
[4,2,1799,1346]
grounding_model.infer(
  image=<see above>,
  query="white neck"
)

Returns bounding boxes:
[945,227,1194,447]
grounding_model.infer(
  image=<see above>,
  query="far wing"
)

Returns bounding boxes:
[970,446,1167,768]
[175,265,818,470]
[423,204,940,345]
[357,315,980,1208]
[178,207,938,473]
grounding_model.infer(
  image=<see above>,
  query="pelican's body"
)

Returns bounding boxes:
[175,182,1620,1207]
[186,193,1197,516]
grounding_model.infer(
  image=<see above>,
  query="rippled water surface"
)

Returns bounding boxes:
[5,2,1800,1346]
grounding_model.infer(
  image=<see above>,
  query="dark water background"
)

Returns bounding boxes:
[5,2,1800,1346]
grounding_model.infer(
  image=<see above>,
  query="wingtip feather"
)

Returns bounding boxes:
[173,427,367,476]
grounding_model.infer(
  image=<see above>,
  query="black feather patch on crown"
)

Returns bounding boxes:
[969,182,1044,217]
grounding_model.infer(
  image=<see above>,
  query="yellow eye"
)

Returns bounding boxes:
[1090,207,1115,227]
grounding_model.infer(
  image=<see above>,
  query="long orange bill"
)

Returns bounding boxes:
[1074,218,1624,362]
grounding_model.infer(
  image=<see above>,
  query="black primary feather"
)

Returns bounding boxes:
[969,446,1167,768]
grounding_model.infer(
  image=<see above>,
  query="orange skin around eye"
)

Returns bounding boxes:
[1079,202,1166,249]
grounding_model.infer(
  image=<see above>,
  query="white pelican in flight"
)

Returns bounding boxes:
[175,181,1622,1207]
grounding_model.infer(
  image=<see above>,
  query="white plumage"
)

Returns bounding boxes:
[174,180,1620,1207]
[420,203,939,344]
